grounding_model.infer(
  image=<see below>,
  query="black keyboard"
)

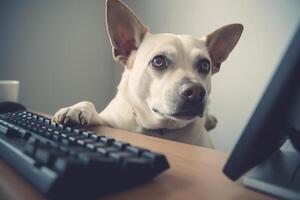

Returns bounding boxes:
[0,111,169,200]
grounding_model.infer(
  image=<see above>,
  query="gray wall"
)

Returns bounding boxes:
[0,0,115,114]
[1,0,300,152]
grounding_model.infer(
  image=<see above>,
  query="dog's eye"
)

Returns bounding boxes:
[197,59,210,74]
[151,55,167,70]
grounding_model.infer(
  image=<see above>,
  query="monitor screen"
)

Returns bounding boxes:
[223,25,300,180]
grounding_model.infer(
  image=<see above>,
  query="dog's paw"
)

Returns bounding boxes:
[205,114,218,131]
[52,102,95,126]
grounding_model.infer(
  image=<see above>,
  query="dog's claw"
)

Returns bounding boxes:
[63,116,70,124]
[81,118,87,126]
[53,102,94,127]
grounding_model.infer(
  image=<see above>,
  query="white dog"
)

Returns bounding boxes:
[52,0,243,148]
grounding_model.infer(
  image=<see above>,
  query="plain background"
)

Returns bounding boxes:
[0,0,299,152]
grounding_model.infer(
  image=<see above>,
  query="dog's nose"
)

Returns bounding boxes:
[179,83,206,102]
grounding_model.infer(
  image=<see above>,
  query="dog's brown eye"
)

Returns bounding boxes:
[151,55,167,69]
[197,59,210,74]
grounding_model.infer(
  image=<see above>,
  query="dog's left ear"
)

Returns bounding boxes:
[206,24,243,74]
[106,0,148,67]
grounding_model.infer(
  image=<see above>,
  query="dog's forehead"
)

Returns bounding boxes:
[177,34,210,59]
[177,34,207,49]
[141,33,209,59]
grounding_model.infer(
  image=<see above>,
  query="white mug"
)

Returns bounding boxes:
[0,80,20,102]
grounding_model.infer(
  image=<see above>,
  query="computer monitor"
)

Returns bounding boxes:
[223,24,300,181]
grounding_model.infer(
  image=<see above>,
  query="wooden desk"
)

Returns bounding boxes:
[0,126,276,200]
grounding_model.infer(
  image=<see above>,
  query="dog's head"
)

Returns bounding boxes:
[106,0,243,129]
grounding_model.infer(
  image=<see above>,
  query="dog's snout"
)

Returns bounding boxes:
[179,83,206,102]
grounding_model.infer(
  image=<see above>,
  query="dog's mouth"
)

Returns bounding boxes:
[152,108,203,120]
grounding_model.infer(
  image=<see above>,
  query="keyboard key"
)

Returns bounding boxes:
[44,119,50,125]
[78,153,118,180]
[112,141,130,150]
[61,132,78,138]
[91,134,104,141]
[99,137,115,145]
[142,151,170,171]
[73,129,82,134]
[53,157,82,174]
[19,128,31,140]
[123,157,150,166]
[61,138,76,146]
[35,146,64,166]
[53,130,60,136]
[58,145,69,154]
[57,124,65,130]
[44,131,52,138]
[0,124,10,135]
[97,146,119,155]
[65,127,72,132]
[25,124,32,130]
[122,157,151,172]
[38,117,45,123]
[0,114,8,120]
[47,128,54,132]
[52,134,61,141]
[96,148,109,155]
[78,152,115,168]
[77,138,97,147]
[142,151,163,162]
[109,151,134,162]
[68,135,88,143]
[68,146,90,157]
[24,138,40,156]
[50,121,58,128]
[87,142,107,150]
[126,146,147,156]
[37,129,45,135]
[0,124,19,138]
[82,131,93,137]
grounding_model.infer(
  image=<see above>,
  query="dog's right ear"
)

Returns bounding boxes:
[206,24,243,74]
[106,0,148,67]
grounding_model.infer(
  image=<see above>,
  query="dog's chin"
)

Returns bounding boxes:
[152,108,202,121]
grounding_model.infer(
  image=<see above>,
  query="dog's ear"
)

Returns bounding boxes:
[106,0,148,66]
[206,24,243,74]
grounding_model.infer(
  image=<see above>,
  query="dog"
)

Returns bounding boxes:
[52,0,243,148]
